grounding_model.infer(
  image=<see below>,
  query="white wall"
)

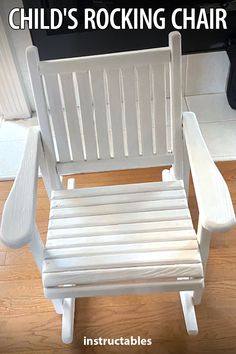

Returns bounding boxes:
[0,0,35,111]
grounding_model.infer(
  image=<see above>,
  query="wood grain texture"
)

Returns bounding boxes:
[1,163,236,353]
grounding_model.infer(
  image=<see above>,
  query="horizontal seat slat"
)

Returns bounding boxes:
[51,189,186,209]
[50,198,188,219]
[48,209,191,229]
[44,279,204,299]
[51,180,184,200]
[47,219,194,239]
[43,249,201,273]
[44,240,198,260]
[43,263,203,288]
[46,230,197,248]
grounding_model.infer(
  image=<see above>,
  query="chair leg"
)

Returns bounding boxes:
[180,291,198,335]
[192,289,203,305]
[52,299,64,314]
[62,298,75,344]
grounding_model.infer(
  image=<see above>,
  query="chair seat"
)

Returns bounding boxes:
[42,180,204,299]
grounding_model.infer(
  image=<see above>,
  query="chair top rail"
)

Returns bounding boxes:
[39,47,171,75]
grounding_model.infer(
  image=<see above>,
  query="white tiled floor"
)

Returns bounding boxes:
[186,93,236,123]
[186,93,236,161]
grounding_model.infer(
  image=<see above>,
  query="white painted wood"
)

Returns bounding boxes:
[29,225,44,272]
[105,68,124,158]
[0,15,31,119]
[183,137,190,196]
[0,135,64,313]
[47,219,194,239]
[162,169,172,182]
[26,36,177,174]
[49,209,191,230]
[67,178,76,190]
[0,127,40,248]
[43,176,203,301]
[44,74,71,162]
[26,46,61,191]
[44,263,203,288]
[152,64,168,154]
[76,71,98,160]
[196,222,212,272]
[192,221,212,306]
[183,111,236,232]
[43,249,201,273]
[166,56,187,98]
[38,133,62,197]
[50,299,64,315]
[62,298,75,344]
[51,190,186,209]
[136,65,153,155]
[169,31,183,180]
[50,198,188,219]
[90,69,110,159]
[42,160,207,320]
[60,179,76,343]
[39,47,171,75]
[30,225,64,316]
[44,240,198,259]
[38,136,51,197]
[121,66,139,156]
[44,279,204,299]
[46,230,196,248]
[57,154,174,175]
[52,180,184,199]
[59,73,84,161]
[180,291,198,335]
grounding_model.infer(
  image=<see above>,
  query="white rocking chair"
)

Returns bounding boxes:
[1,32,235,344]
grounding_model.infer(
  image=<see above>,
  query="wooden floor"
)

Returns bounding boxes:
[0,163,236,354]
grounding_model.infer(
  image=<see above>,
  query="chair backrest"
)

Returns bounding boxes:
[26,31,183,185]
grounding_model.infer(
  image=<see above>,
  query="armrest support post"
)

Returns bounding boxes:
[29,224,44,272]
[196,221,211,272]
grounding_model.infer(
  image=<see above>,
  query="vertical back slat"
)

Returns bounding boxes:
[105,68,124,158]
[44,74,71,162]
[152,64,168,155]
[121,67,139,157]
[59,73,84,161]
[76,71,98,161]
[90,69,110,159]
[136,65,153,156]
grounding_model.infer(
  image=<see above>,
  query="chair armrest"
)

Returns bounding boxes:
[0,127,41,248]
[183,111,235,233]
